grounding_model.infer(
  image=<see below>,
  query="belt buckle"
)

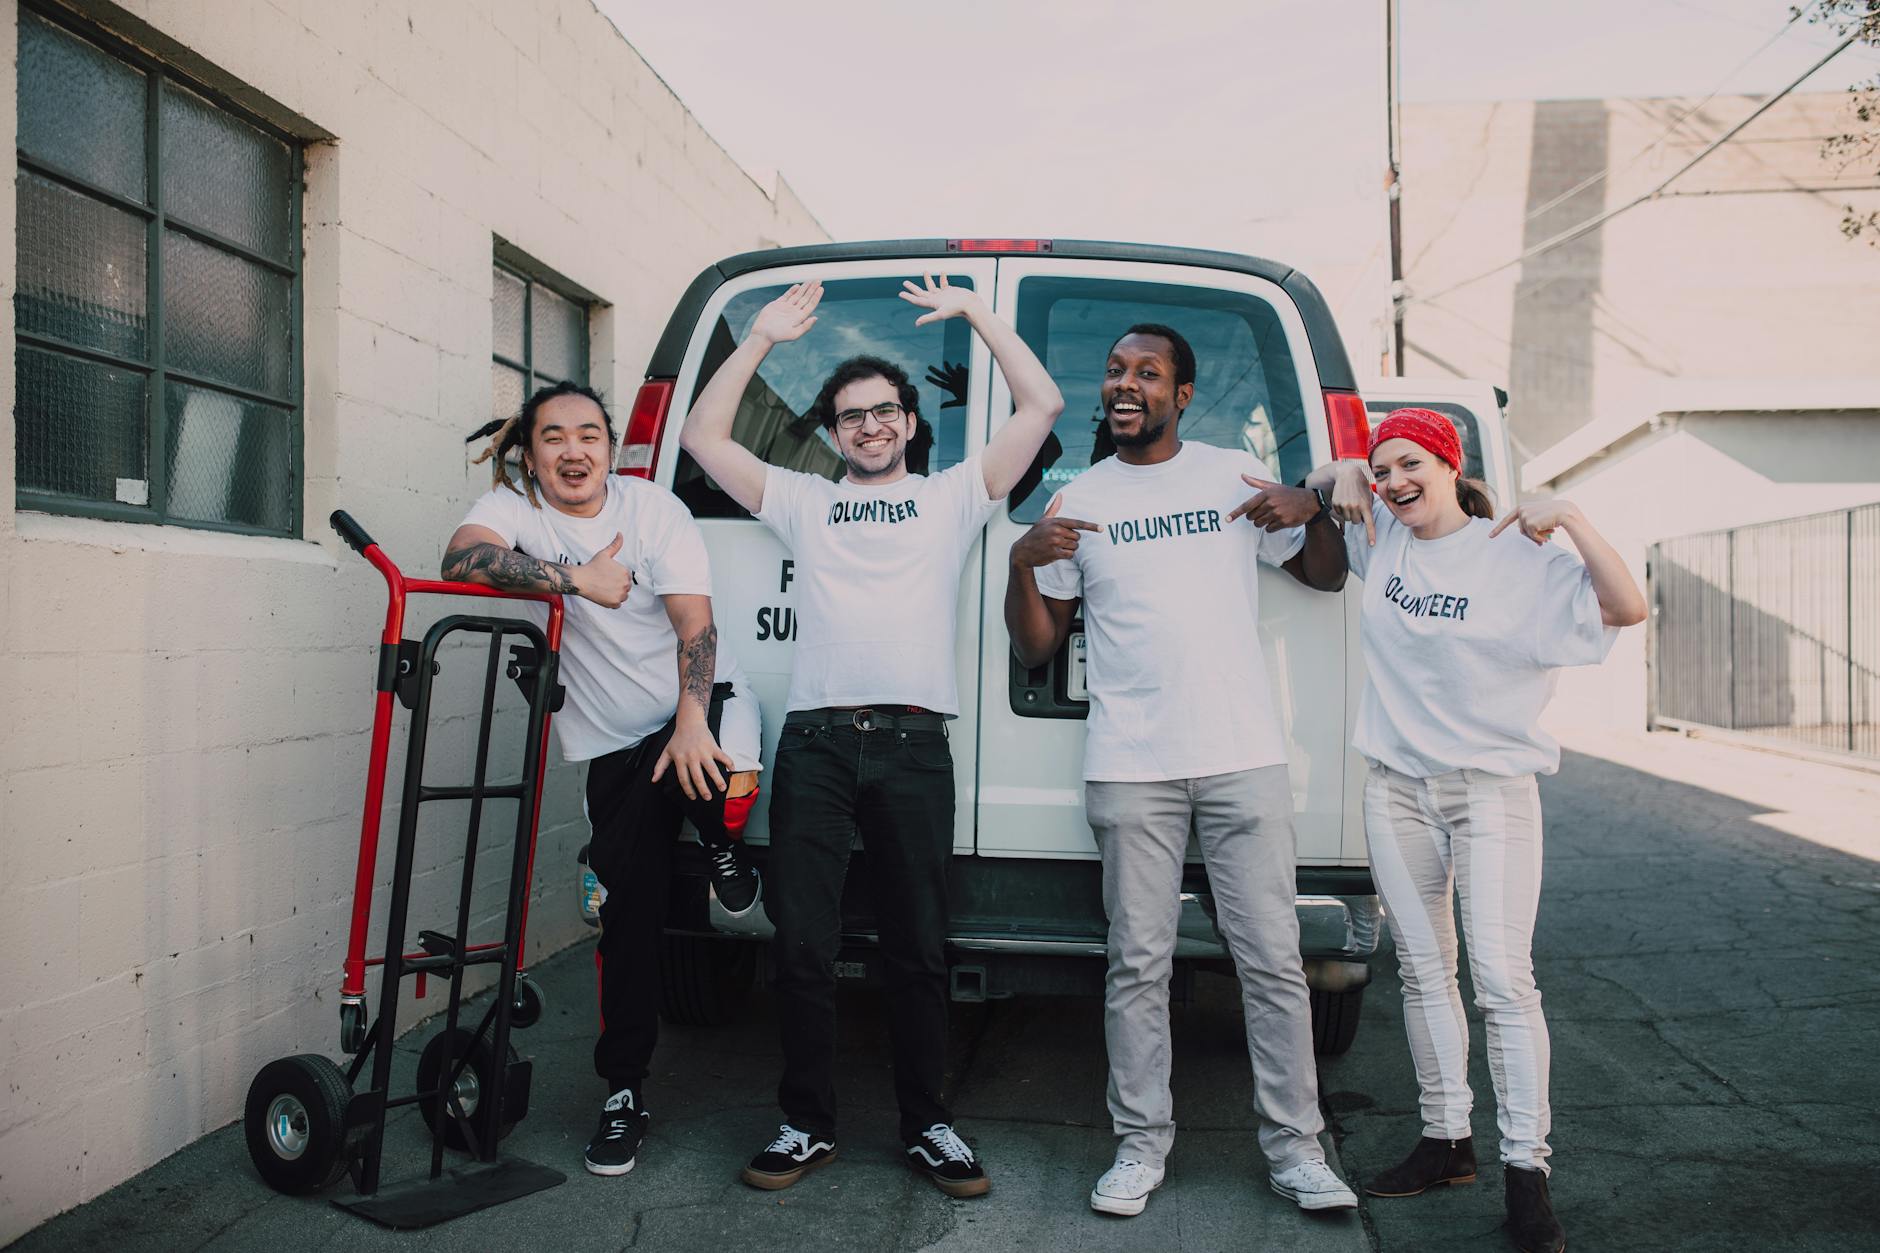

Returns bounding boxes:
[850,708,876,732]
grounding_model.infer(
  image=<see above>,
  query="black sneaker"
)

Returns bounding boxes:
[707,843,761,915]
[905,1123,990,1198]
[584,1087,648,1177]
[740,1124,836,1190]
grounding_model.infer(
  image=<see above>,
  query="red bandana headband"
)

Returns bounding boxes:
[1369,407,1462,474]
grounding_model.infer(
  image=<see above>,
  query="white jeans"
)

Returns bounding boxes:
[1365,763,1552,1174]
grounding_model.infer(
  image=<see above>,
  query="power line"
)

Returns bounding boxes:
[1520,1,1819,225]
[1406,31,1859,309]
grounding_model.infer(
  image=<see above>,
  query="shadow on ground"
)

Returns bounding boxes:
[1320,748,1880,1253]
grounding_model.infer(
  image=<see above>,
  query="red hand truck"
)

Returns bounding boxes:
[242,511,568,1226]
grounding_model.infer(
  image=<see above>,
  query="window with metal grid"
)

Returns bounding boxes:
[490,259,590,424]
[14,6,303,536]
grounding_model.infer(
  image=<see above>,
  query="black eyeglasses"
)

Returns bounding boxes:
[833,402,908,430]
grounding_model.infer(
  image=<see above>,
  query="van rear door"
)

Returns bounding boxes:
[656,258,1000,853]
[974,258,1348,863]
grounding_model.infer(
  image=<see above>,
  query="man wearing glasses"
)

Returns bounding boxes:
[679,276,1063,1198]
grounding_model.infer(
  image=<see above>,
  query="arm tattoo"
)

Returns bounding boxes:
[675,623,718,714]
[442,543,579,595]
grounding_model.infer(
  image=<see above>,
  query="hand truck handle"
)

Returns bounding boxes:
[331,510,376,555]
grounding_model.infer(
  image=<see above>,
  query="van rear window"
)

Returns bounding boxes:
[1006,277,1310,523]
[1364,400,1487,483]
[671,276,977,518]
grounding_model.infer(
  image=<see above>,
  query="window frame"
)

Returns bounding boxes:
[15,1,305,538]
[490,253,591,405]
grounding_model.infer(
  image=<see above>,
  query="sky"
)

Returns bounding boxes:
[592,0,1879,359]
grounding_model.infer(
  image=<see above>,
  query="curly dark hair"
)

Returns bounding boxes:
[1109,322,1197,390]
[811,355,921,429]
[465,380,615,506]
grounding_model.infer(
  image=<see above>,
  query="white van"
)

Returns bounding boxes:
[622,240,1513,1055]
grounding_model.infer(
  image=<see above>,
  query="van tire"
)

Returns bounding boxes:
[659,934,756,1026]
[1310,986,1363,1057]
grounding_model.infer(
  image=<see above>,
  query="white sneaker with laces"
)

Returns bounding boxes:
[1269,1157,1359,1210]
[1090,1158,1166,1216]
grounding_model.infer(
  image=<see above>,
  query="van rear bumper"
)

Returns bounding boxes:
[691,874,1381,970]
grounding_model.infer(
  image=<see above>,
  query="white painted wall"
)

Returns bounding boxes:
[0,0,825,1239]
[1532,410,1880,736]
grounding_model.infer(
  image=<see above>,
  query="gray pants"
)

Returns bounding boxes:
[1087,765,1325,1171]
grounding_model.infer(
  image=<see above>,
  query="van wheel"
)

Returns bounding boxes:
[244,1055,354,1194]
[1310,986,1364,1057]
[658,934,755,1026]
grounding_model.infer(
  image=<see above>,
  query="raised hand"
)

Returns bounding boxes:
[1227,475,1322,531]
[1011,493,1100,568]
[573,533,633,607]
[1490,498,1581,546]
[899,273,981,326]
[925,360,969,409]
[1330,461,1376,546]
[749,281,821,347]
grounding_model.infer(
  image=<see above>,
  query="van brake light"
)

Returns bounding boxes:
[1324,390,1370,460]
[618,379,675,479]
[947,239,1052,253]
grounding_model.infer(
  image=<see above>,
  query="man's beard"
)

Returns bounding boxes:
[1107,411,1170,448]
[842,441,906,481]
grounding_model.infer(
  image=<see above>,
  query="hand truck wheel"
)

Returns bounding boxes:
[244,1055,354,1194]
[339,999,368,1054]
[510,974,546,1029]
[416,1027,522,1150]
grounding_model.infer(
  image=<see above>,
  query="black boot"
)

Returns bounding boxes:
[1503,1165,1566,1253]
[1365,1135,1477,1197]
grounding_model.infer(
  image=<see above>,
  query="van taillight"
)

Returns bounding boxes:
[618,379,674,478]
[947,238,1052,252]
[1324,390,1370,460]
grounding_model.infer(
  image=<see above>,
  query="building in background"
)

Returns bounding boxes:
[0,0,824,1240]
[1399,90,1880,731]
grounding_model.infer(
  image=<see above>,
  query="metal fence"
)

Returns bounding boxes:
[1650,502,1880,761]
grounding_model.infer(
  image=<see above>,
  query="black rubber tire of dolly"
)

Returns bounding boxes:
[416,1027,521,1151]
[244,1054,354,1195]
[1310,985,1364,1057]
[657,933,755,1027]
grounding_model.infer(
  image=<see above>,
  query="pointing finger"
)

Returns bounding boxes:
[1065,518,1101,533]
[1239,474,1279,490]
[1043,492,1063,518]
[1365,509,1377,547]
[1489,510,1518,538]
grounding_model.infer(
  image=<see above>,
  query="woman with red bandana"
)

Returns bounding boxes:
[1305,408,1645,1253]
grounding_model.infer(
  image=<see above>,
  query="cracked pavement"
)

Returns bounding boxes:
[15,730,1877,1250]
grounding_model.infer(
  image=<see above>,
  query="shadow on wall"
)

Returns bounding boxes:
[1510,99,1608,457]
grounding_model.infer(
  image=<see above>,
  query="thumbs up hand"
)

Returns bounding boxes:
[573,533,634,607]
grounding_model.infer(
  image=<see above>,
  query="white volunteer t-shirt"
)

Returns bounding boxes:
[460,474,752,765]
[1034,442,1305,783]
[756,455,997,714]
[1346,499,1619,777]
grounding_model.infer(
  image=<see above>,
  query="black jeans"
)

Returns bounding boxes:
[768,711,956,1141]
[586,684,737,1096]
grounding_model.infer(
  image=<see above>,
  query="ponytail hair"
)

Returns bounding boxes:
[1455,475,1496,521]
[466,380,614,508]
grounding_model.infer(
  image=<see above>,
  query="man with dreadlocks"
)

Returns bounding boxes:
[445,379,762,1180]
[679,275,1063,1199]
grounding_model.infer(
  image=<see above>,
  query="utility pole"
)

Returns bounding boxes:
[1386,0,1405,375]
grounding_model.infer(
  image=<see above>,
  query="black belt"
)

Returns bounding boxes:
[786,706,947,732]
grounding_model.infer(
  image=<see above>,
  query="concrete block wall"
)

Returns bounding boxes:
[0,0,826,1239]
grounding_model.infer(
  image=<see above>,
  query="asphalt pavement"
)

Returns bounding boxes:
[15,729,1879,1251]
